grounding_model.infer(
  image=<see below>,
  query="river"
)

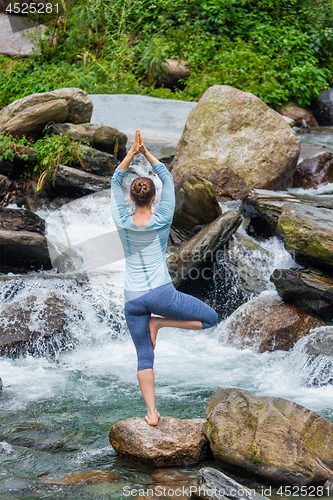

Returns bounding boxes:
[0,129,333,499]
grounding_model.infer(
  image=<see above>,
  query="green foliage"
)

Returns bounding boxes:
[0,134,31,163]
[1,0,333,109]
[33,134,85,190]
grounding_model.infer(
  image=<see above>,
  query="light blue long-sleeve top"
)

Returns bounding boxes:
[111,162,175,301]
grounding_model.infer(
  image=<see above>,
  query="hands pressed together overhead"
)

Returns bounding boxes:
[131,129,147,156]
[119,129,158,170]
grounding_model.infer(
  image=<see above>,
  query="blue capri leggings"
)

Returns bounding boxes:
[124,281,218,371]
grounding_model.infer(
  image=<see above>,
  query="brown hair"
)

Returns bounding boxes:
[130,177,156,206]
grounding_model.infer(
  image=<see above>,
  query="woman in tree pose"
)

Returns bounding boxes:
[111,130,218,426]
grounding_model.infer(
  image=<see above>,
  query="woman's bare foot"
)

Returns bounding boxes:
[149,316,161,349]
[145,410,161,426]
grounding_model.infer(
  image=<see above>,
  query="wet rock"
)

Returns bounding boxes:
[279,105,318,128]
[167,210,242,287]
[0,293,74,356]
[278,203,333,271]
[0,99,69,140]
[312,88,333,125]
[149,469,197,500]
[0,230,52,273]
[0,377,2,390]
[0,207,45,234]
[195,467,268,500]
[270,268,333,321]
[0,88,93,127]
[224,294,325,353]
[72,146,119,177]
[0,175,14,204]
[241,190,299,235]
[0,146,37,179]
[109,417,211,467]
[49,164,111,197]
[44,470,117,484]
[293,152,333,189]
[203,387,333,486]
[172,172,221,233]
[242,189,333,238]
[170,85,300,199]
[292,326,333,387]
[49,122,127,160]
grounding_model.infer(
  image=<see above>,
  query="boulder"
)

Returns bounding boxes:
[279,105,318,128]
[292,326,333,387]
[0,293,71,355]
[195,467,268,500]
[172,172,221,233]
[0,207,45,234]
[270,268,333,321]
[224,294,324,353]
[0,88,93,127]
[170,85,300,199]
[312,88,333,126]
[167,210,242,286]
[0,14,43,58]
[0,146,37,178]
[293,152,333,189]
[203,387,333,486]
[156,59,190,89]
[49,123,127,160]
[242,189,333,238]
[0,99,69,140]
[278,203,333,271]
[0,230,52,273]
[72,146,119,176]
[50,164,111,196]
[0,175,14,204]
[109,417,211,467]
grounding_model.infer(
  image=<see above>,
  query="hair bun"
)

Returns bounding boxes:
[130,177,156,207]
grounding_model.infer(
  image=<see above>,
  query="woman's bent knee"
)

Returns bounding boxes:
[202,309,218,329]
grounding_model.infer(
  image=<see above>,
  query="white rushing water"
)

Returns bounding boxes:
[0,154,333,498]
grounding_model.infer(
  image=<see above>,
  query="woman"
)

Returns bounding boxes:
[111,130,218,426]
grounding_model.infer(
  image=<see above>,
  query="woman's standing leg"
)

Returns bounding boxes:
[124,299,160,425]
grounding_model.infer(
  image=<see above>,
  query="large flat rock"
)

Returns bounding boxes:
[0,14,41,57]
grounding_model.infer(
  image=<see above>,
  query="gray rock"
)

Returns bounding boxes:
[270,268,333,321]
[0,377,2,390]
[203,387,333,486]
[0,88,93,127]
[109,416,211,467]
[170,85,300,199]
[0,206,45,234]
[0,14,42,57]
[314,88,333,125]
[168,210,242,286]
[0,99,69,140]
[0,229,52,273]
[51,164,111,195]
[195,467,268,500]
[72,146,119,177]
[279,105,318,127]
[49,122,127,160]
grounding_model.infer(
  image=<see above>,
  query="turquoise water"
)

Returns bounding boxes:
[0,150,333,499]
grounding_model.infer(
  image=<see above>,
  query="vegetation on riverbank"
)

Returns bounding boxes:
[1,0,333,109]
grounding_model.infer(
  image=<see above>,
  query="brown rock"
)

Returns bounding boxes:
[43,470,117,485]
[203,387,333,486]
[172,172,221,232]
[0,99,68,140]
[280,104,318,128]
[293,152,333,189]
[0,294,71,355]
[225,295,325,352]
[0,207,45,234]
[170,85,300,199]
[0,88,93,126]
[109,417,211,467]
